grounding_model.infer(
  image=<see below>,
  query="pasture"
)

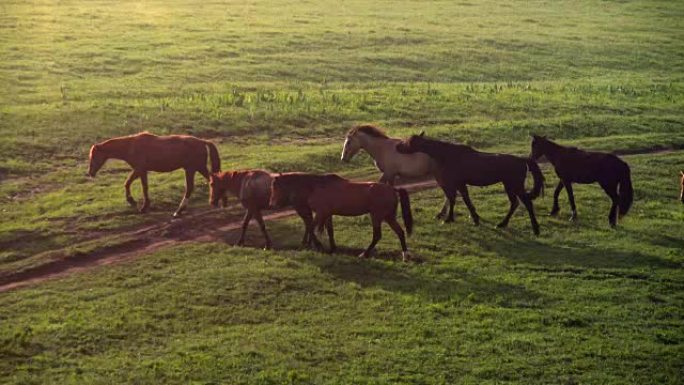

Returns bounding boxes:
[0,0,683,383]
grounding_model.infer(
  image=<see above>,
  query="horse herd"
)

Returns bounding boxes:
[87,125,657,261]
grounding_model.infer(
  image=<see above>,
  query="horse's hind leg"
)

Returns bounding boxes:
[440,185,457,223]
[124,170,140,207]
[435,198,450,220]
[360,215,382,259]
[457,185,480,225]
[519,195,540,236]
[173,169,195,217]
[550,181,564,216]
[599,181,619,227]
[497,185,519,228]
[236,210,253,246]
[564,180,578,221]
[253,210,272,249]
[310,213,327,252]
[386,216,410,262]
[295,207,313,247]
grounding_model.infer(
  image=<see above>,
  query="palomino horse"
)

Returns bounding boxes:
[680,171,683,204]
[530,135,633,227]
[397,132,544,235]
[208,170,333,249]
[270,173,414,261]
[88,132,220,217]
[341,124,449,218]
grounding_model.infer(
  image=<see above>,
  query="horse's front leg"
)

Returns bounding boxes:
[441,185,458,223]
[295,206,313,247]
[550,181,564,216]
[457,184,479,225]
[309,212,326,252]
[124,170,140,207]
[325,217,336,254]
[173,169,194,217]
[360,215,382,258]
[564,180,578,221]
[139,171,150,213]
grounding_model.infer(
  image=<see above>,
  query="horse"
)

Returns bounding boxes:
[396,132,544,235]
[269,173,414,261]
[680,171,684,204]
[341,124,449,218]
[208,170,333,249]
[88,132,221,217]
[529,135,633,227]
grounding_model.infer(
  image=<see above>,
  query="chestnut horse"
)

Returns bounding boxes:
[530,135,633,227]
[208,169,333,249]
[88,132,220,217]
[397,132,544,235]
[270,173,414,261]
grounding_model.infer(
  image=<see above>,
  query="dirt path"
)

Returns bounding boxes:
[0,180,438,293]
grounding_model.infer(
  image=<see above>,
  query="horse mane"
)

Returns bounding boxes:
[347,124,389,139]
[414,136,475,157]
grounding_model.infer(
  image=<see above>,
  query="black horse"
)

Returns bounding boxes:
[397,132,544,235]
[529,135,633,227]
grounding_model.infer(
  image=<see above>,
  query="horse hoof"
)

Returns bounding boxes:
[328,247,337,254]
[264,245,272,251]
[569,214,577,222]
[126,197,137,207]
[496,222,507,229]
[172,212,181,218]
[358,252,369,259]
[401,251,413,262]
[533,229,540,236]
[549,209,559,217]
[442,218,454,224]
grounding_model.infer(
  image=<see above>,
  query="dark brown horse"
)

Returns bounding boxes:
[396,132,544,235]
[270,173,414,261]
[88,132,220,217]
[208,169,332,249]
[530,135,633,227]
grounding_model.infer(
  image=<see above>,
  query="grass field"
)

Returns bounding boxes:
[0,0,683,383]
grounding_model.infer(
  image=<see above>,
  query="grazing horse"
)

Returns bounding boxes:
[341,124,449,218]
[530,135,633,227]
[208,170,333,249]
[397,132,544,235]
[680,171,684,204]
[88,132,220,217]
[270,173,414,261]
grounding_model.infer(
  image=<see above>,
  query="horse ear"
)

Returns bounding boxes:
[419,131,425,137]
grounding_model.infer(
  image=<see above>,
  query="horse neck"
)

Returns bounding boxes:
[100,137,132,162]
[357,133,392,159]
[541,141,564,163]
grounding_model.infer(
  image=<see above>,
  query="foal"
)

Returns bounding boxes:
[270,173,414,261]
[209,170,333,249]
[88,132,221,217]
[530,135,633,226]
[397,132,544,235]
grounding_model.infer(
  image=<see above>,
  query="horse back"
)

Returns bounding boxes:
[239,170,273,209]
[309,180,396,216]
[554,149,626,183]
[130,134,209,171]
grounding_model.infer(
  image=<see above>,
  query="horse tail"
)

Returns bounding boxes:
[618,162,633,217]
[395,188,413,236]
[203,140,221,173]
[525,158,545,200]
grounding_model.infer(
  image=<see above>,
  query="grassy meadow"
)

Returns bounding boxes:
[0,0,683,383]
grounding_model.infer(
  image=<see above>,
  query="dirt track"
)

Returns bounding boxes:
[0,180,438,293]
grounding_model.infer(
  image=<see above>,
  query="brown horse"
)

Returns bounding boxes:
[208,169,333,249]
[88,132,220,217]
[270,173,414,261]
[679,171,683,204]
[530,135,633,226]
[396,132,544,235]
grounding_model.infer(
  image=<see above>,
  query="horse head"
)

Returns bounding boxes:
[341,133,361,162]
[87,144,107,177]
[209,172,234,207]
[269,175,290,208]
[529,134,549,160]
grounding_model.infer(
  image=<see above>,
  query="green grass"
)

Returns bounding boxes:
[1,0,683,383]
[1,152,682,384]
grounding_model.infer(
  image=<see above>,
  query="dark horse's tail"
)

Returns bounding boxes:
[525,159,545,200]
[395,188,413,235]
[618,162,633,217]
[203,140,221,173]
